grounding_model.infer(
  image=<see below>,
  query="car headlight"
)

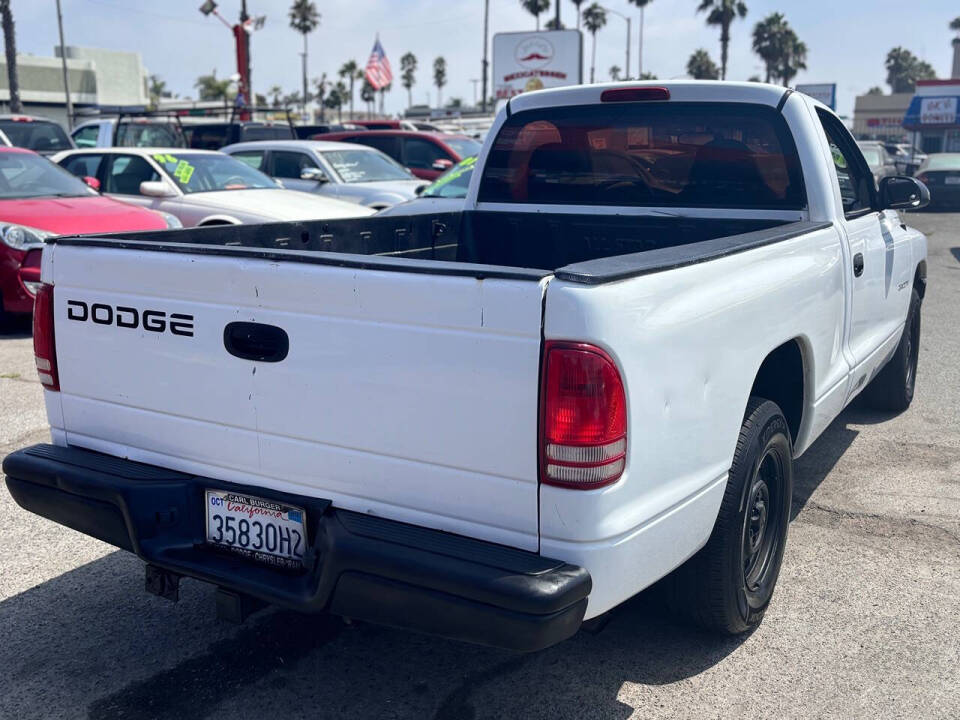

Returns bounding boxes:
[0,223,54,250]
[157,211,183,229]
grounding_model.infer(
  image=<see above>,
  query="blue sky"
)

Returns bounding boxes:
[12,0,960,118]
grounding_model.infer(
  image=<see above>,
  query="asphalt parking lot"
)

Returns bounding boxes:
[1,212,958,720]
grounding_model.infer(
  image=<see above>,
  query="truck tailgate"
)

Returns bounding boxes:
[47,244,547,550]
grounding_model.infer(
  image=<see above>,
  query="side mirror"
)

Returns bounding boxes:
[300,167,328,183]
[431,158,454,171]
[82,176,101,192]
[140,180,177,198]
[879,175,929,210]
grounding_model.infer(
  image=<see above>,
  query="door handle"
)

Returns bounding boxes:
[223,322,289,362]
[853,253,864,277]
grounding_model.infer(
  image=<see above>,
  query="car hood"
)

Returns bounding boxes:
[375,196,465,217]
[0,195,167,234]
[349,179,427,197]
[185,188,374,220]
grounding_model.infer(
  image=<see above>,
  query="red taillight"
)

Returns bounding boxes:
[33,283,59,391]
[600,86,670,103]
[540,341,626,489]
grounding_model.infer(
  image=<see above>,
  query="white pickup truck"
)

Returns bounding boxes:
[4,82,929,651]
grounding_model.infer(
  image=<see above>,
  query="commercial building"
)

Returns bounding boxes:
[852,92,913,141]
[0,46,148,128]
[902,79,960,154]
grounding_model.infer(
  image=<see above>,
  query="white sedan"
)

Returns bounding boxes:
[52,147,373,226]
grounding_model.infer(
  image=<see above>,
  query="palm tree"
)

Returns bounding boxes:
[339,60,360,118]
[545,18,565,30]
[148,75,167,108]
[686,49,720,79]
[400,52,417,109]
[0,0,22,113]
[313,73,328,121]
[609,65,622,81]
[433,56,447,108]
[866,86,884,95]
[751,12,788,83]
[288,0,320,115]
[360,77,376,118]
[885,47,936,94]
[777,34,807,87]
[951,17,960,32]
[324,81,347,122]
[194,71,232,101]
[582,3,607,84]
[268,85,283,107]
[570,0,585,30]
[697,0,747,81]
[520,0,551,31]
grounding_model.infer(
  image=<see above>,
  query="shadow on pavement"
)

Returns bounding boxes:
[0,406,866,720]
[0,314,31,338]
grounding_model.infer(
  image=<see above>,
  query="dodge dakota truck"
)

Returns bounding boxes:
[3,82,929,652]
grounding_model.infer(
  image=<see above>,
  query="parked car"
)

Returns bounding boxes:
[377,155,476,216]
[222,140,427,210]
[71,118,187,149]
[294,124,365,138]
[857,141,898,186]
[183,121,296,150]
[0,147,175,322]
[914,153,960,209]
[7,82,929,652]
[883,142,927,175]
[350,119,441,131]
[318,130,482,180]
[0,115,74,155]
[53,147,374,226]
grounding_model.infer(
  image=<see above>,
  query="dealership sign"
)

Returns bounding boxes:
[492,30,582,100]
[796,83,836,110]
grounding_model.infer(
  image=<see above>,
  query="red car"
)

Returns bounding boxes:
[316,130,482,181]
[0,147,175,321]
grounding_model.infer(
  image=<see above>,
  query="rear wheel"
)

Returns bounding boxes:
[665,397,793,634]
[861,288,921,412]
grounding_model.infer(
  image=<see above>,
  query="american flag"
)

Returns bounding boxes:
[364,38,392,90]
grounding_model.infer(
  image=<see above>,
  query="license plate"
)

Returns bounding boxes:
[945,176,960,184]
[205,490,307,569]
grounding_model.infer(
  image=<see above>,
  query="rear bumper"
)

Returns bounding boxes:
[2,444,590,651]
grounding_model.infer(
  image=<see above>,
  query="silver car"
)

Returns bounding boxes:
[221,140,428,210]
[52,147,373,226]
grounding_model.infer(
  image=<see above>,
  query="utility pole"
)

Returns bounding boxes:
[470,78,479,107]
[602,6,630,82]
[481,0,489,113]
[239,0,251,105]
[638,5,645,78]
[54,0,73,130]
[554,0,560,28]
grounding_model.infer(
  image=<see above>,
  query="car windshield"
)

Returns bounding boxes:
[321,149,412,182]
[150,152,278,193]
[0,151,95,199]
[861,149,882,168]
[923,154,960,171]
[116,122,186,148]
[444,137,482,159]
[0,119,73,153]
[422,156,476,198]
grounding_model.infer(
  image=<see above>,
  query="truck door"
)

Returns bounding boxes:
[816,110,912,394]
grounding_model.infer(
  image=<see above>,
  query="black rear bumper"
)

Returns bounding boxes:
[3,444,590,651]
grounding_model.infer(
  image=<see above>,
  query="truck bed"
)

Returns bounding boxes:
[51,211,828,285]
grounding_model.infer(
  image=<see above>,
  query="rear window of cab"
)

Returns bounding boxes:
[478,102,806,210]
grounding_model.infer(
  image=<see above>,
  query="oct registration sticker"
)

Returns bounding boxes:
[205,490,307,569]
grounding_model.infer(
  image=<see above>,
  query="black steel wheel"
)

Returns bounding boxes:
[664,397,793,634]
[863,288,921,413]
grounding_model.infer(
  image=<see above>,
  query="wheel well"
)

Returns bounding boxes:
[198,220,234,227]
[913,260,927,299]
[750,340,805,445]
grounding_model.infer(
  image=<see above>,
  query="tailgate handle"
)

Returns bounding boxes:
[223,322,289,363]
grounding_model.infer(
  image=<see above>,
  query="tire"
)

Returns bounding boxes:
[861,288,921,413]
[664,397,793,634]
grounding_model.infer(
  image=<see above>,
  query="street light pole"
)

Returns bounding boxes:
[481,0,489,113]
[638,6,644,78]
[601,7,630,81]
[54,0,73,130]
